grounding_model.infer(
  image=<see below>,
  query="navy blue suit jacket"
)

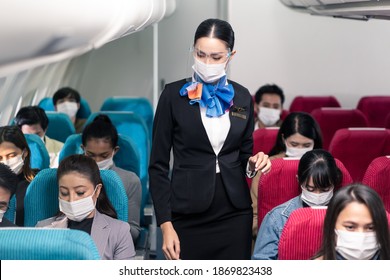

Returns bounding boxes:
[149,78,254,225]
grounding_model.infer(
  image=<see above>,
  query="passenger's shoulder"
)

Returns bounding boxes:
[45,135,64,145]
[111,166,139,182]
[111,165,136,176]
[270,196,300,213]
[50,137,64,148]
[268,204,286,216]
[101,213,130,231]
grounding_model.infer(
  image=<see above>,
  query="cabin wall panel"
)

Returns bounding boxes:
[229,0,390,109]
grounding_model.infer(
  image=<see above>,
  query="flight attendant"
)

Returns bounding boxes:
[149,18,271,260]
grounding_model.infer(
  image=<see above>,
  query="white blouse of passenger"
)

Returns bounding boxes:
[200,106,230,173]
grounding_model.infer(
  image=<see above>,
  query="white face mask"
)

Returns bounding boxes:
[57,101,78,118]
[301,187,333,207]
[285,143,313,159]
[258,107,281,126]
[96,156,114,170]
[335,230,379,260]
[0,209,5,223]
[1,154,24,175]
[59,187,98,222]
[192,58,227,83]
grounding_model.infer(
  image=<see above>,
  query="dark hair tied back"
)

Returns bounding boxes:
[92,114,113,125]
[81,114,118,147]
[57,154,117,219]
[194,18,235,51]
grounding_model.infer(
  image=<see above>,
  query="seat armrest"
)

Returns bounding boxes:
[142,204,153,226]
[134,227,150,260]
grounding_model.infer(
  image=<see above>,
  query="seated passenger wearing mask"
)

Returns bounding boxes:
[0,163,19,227]
[251,112,323,238]
[36,154,135,260]
[254,84,284,130]
[313,183,390,260]
[53,87,86,133]
[14,106,63,168]
[252,149,342,260]
[82,114,142,242]
[0,126,38,226]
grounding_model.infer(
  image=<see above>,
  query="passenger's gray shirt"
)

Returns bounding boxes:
[110,164,142,242]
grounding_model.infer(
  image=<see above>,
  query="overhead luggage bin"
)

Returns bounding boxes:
[280,0,390,20]
[0,0,176,76]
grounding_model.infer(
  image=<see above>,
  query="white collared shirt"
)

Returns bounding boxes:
[200,106,230,173]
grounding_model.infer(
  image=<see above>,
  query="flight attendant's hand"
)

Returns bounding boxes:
[160,221,181,260]
[248,152,271,174]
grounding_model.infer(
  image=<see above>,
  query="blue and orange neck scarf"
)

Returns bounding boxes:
[179,74,234,118]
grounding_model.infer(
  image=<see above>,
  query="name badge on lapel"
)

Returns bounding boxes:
[231,105,247,120]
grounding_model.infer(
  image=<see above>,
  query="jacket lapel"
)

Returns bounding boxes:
[220,93,249,154]
[91,211,110,258]
[189,103,215,153]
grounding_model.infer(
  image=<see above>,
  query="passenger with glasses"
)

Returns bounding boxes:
[0,163,19,227]
[252,149,341,260]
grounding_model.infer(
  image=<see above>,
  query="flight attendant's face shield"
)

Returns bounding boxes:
[186,46,234,83]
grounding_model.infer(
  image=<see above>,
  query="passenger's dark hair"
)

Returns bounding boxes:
[82,114,118,148]
[0,126,35,182]
[57,154,117,219]
[14,106,49,131]
[194,18,235,51]
[53,87,81,105]
[298,149,342,191]
[0,163,19,196]
[269,112,323,156]
[313,183,390,260]
[254,84,285,105]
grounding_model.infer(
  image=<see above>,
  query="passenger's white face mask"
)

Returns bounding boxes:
[59,187,98,222]
[301,187,333,206]
[96,155,114,170]
[0,209,6,222]
[1,153,24,175]
[57,101,78,118]
[192,58,227,83]
[335,230,379,260]
[258,107,281,126]
[285,143,313,159]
